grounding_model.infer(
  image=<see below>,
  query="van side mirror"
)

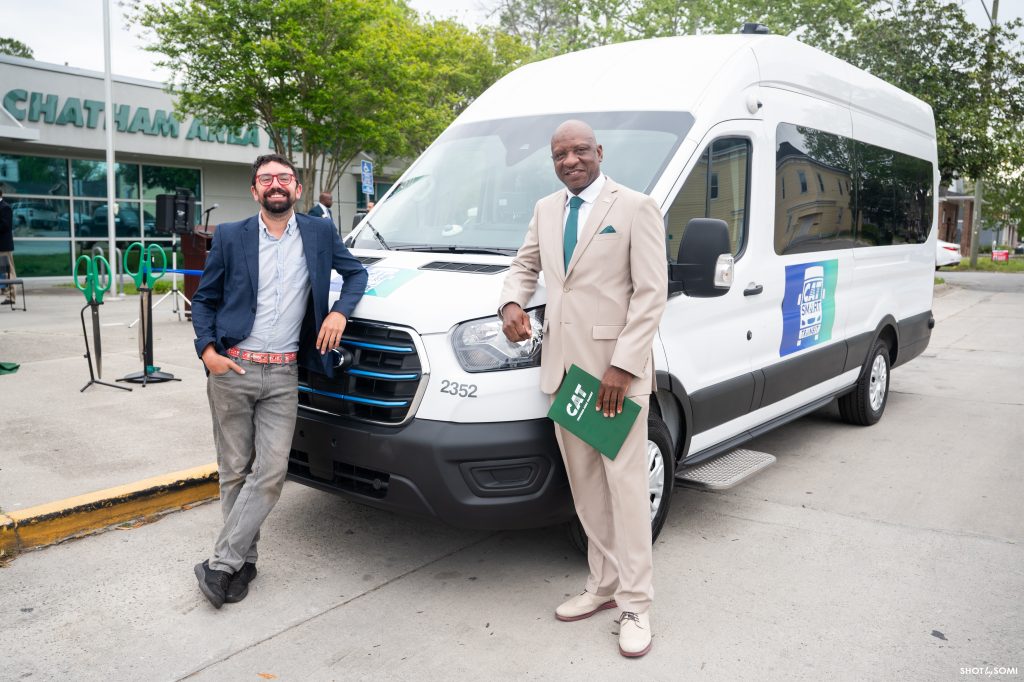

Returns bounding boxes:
[668,218,733,298]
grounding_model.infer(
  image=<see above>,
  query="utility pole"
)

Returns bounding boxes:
[969,0,1000,268]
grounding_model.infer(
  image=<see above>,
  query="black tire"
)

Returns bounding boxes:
[565,414,676,554]
[838,337,891,426]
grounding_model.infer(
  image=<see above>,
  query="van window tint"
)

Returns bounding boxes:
[775,124,932,254]
[855,142,933,246]
[665,137,750,260]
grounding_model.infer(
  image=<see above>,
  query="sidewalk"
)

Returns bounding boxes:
[0,282,217,552]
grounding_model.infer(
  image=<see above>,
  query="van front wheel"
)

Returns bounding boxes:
[838,338,890,426]
[565,414,676,554]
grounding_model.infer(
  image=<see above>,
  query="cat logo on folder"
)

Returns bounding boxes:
[565,383,594,419]
[547,364,641,460]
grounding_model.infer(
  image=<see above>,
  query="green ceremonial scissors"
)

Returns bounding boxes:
[74,253,112,377]
[74,253,112,304]
[124,242,167,289]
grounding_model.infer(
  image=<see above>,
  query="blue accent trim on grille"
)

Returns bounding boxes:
[341,339,415,353]
[348,369,420,381]
[298,385,409,408]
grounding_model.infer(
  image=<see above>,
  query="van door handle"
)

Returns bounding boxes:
[744,283,763,296]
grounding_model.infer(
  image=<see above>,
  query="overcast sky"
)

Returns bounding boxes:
[5,0,1020,82]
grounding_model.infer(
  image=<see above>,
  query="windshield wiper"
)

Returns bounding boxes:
[361,221,390,251]
[390,244,516,256]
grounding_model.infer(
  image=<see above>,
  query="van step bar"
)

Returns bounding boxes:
[676,449,776,490]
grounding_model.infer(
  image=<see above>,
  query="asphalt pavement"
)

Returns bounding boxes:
[1,277,1021,681]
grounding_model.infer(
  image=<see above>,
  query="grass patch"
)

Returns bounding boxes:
[58,279,177,295]
[934,276,945,285]
[947,256,1024,273]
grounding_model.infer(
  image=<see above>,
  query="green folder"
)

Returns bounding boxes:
[547,364,641,460]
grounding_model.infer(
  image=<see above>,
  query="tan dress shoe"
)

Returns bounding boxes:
[618,611,652,657]
[555,591,617,622]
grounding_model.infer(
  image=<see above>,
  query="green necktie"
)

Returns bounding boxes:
[564,195,584,272]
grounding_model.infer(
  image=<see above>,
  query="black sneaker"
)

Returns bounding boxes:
[194,560,232,609]
[225,562,258,604]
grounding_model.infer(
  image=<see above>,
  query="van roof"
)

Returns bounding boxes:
[459,35,935,138]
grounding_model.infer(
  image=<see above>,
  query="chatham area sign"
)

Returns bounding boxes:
[1,56,272,165]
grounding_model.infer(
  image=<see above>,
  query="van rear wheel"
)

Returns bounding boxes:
[565,414,676,554]
[838,337,890,426]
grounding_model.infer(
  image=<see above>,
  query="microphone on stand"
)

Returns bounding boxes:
[202,203,219,230]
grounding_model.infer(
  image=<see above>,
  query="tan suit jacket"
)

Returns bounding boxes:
[500,177,668,396]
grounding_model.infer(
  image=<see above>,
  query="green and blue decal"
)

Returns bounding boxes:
[780,259,838,357]
[330,266,421,298]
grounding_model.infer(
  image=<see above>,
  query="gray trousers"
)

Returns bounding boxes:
[206,360,298,573]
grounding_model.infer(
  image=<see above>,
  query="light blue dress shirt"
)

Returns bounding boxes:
[236,212,310,353]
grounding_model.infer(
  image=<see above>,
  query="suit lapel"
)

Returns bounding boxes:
[565,180,618,278]
[241,216,259,297]
[542,192,567,285]
[297,214,319,295]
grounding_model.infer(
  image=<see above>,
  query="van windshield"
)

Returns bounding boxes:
[350,111,693,254]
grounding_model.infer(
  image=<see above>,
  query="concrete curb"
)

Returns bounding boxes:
[0,464,218,555]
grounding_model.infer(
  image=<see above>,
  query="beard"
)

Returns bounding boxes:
[260,189,295,215]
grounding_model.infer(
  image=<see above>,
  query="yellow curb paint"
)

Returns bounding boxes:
[0,513,16,554]
[0,464,219,554]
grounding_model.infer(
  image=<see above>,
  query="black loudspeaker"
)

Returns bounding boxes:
[155,190,195,235]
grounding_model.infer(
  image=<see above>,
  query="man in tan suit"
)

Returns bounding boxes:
[499,120,667,657]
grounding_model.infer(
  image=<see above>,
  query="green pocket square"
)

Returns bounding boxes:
[599,225,616,234]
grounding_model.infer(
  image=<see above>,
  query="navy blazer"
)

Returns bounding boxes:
[191,212,368,376]
[308,204,335,227]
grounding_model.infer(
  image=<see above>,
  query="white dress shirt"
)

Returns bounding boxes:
[562,173,607,239]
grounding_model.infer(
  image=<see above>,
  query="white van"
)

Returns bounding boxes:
[288,33,937,544]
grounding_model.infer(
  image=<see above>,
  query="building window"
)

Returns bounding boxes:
[798,171,808,193]
[1,152,201,276]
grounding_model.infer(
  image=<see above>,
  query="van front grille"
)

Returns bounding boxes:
[298,320,423,425]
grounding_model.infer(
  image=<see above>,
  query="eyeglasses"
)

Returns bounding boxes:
[255,172,295,187]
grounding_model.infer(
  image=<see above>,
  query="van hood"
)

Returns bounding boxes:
[330,249,546,335]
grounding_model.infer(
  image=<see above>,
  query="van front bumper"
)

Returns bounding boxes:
[287,410,575,530]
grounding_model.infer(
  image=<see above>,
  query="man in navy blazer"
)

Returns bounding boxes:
[191,153,367,609]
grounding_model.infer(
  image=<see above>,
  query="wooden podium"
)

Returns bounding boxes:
[181,225,216,317]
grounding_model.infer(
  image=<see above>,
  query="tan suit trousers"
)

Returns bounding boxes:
[553,394,653,615]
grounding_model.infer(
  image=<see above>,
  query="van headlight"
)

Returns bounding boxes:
[452,307,544,372]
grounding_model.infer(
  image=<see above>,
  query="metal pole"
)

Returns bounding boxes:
[102,0,119,295]
[969,0,1000,268]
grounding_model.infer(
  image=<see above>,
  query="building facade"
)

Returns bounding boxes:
[0,55,389,279]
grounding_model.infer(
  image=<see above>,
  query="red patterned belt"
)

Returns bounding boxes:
[227,347,298,364]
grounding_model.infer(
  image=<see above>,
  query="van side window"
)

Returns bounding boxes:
[666,137,750,260]
[774,124,933,255]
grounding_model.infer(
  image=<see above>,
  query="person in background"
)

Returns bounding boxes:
[0,189,16,306]
[308,191,335,229]
[351,200,374,230]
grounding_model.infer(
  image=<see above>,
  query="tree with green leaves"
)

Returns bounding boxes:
[829,0,1024,263]
[0,37,34,59]
[131,0,523,210]
[491,0,865,56]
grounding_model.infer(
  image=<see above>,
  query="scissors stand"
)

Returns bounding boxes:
[131,232,190,327]
[119,286,181,387]
[79,302,131,393]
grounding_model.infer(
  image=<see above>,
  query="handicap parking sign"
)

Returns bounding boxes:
[361,160,374,196]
